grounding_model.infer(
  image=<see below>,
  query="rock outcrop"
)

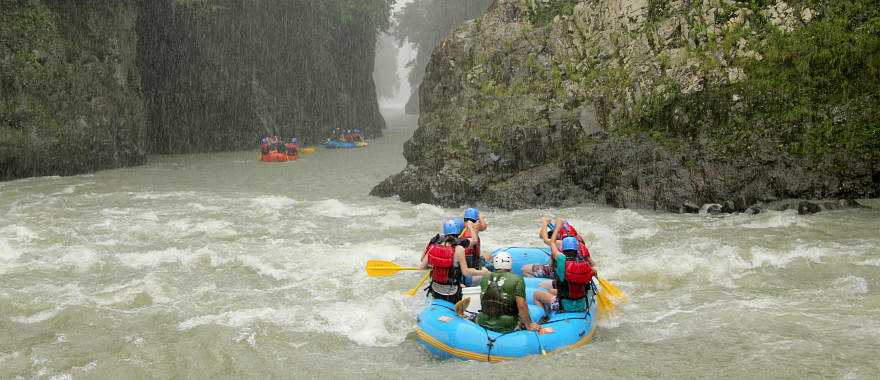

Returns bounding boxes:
[1,0,146,179]
[1,0,391,180]
[373,0,880,212]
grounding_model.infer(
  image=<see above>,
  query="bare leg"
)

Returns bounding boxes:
[522,264,536,278]
[533,290,555,321]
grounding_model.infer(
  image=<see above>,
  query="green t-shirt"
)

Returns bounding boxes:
[555,253,587,312]
[476,271,526,333]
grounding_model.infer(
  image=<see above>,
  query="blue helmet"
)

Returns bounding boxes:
[443,218,465,236]
[464,208,479,222]
[562,236,579,252]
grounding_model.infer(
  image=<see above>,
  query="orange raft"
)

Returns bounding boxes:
[260,152,298,162]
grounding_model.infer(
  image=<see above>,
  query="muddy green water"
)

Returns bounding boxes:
[1,111,878,379]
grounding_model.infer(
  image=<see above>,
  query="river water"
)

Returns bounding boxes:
[1,110,878,379]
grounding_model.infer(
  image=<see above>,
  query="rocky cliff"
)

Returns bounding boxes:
[1,0,145,180]
[372,0,880,213]
[1,0,391,180]
[137,0,390,153]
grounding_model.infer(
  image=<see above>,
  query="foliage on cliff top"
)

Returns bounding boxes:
[639,0,880,170]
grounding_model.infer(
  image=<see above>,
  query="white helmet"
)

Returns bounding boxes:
[493,251,513,271]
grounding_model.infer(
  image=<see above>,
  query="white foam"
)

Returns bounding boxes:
[176,296,411,347]
[309,199,376,218]
[177,307,277,331]
[191,220,237,238]
[131,191,198,200]
[251,195,297,210]
[11,307,63,324]
[57,246,100,271]
[627,227,659,239]
[117,247,205,269]
[236,255,294,281]
[187,202,221,212]
[833,275,868,295]
[856,258,880,267]
[138,212,160,222]
[0,225,37,242]
[744,210,804,229]
[0,351,20,364]
[749,245,827,269]
[625,243,750,287]
[91,273,171,305]
[414,203,446,216]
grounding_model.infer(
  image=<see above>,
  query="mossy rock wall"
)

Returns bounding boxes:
[373,0,880,211]
[1,0,145,180]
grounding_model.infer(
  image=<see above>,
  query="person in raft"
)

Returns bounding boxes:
[460,208,491,285]
[284,137,299,156]
[267,135,281,152]
[522,217,594,278]
[420,218,491,305]
[532,218,595,318]
[260,137,270,155]
[474,251,541,332]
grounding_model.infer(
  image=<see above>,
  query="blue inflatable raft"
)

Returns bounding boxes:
[415,247,598,362]
[322,140,368,149]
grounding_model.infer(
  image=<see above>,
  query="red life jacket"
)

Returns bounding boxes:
[459,229,481,269]
[555,254,594,302]
[427,244,460,285]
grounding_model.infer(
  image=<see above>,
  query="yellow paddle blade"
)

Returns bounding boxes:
[596,288,616,318]
[300,147,317,154]
[365,260,423,277]
[404,271,431,297]
[598,277,628,303]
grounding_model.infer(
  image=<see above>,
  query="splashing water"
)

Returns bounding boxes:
[0,111,878,378]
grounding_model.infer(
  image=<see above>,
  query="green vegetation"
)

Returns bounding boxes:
[636,1,880,169]
[1,0,397,180]
[525,0,578,25]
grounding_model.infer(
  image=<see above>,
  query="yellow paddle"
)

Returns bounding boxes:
[596,287,616,318]
[365,260,425,277]
[597,277,627,303]
[404,271,430,297]
[401,227,472,297]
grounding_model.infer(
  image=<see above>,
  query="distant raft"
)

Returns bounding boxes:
[260,152,298,162]
[415,246,598,362]
[322,139,368,149]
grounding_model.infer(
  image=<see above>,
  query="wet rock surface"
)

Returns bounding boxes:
[373,0,879,212]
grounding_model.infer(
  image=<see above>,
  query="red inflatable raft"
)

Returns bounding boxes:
[260,152,298,162]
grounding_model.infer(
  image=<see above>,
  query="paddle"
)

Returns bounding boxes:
[402,226,473,297]
[597,277,627,303]
[365,260,425,277]
[404,272,430,297]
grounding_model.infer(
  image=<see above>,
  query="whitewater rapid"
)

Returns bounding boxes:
[1,111,878,379]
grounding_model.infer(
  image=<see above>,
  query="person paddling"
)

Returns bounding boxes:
[523,217,594,278]
[419,218,491,305]
[460,207,491,284]
[475,251,540,333]
[533,219,595,318]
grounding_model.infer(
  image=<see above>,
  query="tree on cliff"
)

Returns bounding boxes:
[392,0,490,114]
